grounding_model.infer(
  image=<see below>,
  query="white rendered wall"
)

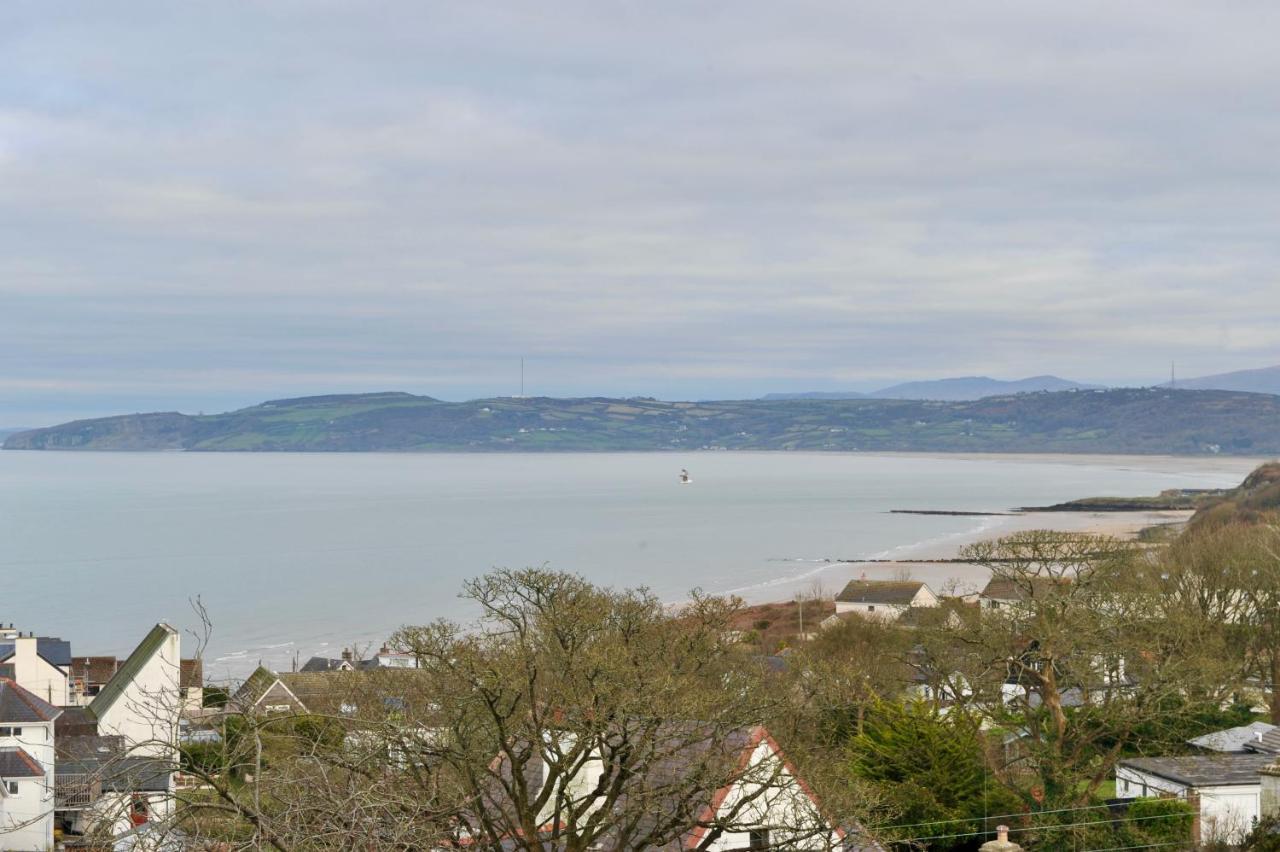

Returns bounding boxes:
[701,739,841,851]
[96,628,182,759]
[0,722,55,851]
[7,637,68,706]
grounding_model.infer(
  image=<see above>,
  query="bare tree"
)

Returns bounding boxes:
[928,531,1234,821]
[104,570,864,850]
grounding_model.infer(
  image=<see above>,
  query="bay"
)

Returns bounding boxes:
[0,451,1260,681]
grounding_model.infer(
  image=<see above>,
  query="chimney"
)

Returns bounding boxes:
[379,645,389,656]
[979,825,1023,852]
[341,648,353,662]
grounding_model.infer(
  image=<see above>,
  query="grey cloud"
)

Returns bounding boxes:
[2,1,1279,423]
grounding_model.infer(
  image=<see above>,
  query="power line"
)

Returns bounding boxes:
[895,810,1191,845]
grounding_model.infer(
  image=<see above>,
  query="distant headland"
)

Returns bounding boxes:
[5,387,1280,454]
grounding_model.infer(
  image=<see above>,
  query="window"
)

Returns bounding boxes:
[749,829,770,850]
[6,782,17,796]
[0,727,20,737]
[867,605,875,612]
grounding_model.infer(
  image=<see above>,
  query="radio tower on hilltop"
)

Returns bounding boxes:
[1170,361,1176,389]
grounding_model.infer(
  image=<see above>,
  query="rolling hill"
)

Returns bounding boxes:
[5,388,1279,455]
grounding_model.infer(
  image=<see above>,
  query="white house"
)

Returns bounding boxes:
[1117,754,1271,844]
[88,624,182,759]
[834,580,938,620]
[0,626,71,706]
[484,723,870,850]
[77,624,181,835]
[0,677,62,851]
[684,726,855,850]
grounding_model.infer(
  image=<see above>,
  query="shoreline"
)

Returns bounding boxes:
[737,508,1191,605]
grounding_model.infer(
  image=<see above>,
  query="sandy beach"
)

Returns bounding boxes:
[759,508,1195,604]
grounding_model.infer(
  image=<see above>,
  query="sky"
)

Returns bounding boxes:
[3,1,1280,425]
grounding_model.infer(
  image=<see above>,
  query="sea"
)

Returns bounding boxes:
[0,451,1262,681]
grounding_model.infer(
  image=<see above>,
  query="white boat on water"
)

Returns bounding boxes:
[679,468,692,484]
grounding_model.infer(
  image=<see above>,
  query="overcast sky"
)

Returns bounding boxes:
[3,2,1279,424]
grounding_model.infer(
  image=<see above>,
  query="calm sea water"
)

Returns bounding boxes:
[0,451,1260,680]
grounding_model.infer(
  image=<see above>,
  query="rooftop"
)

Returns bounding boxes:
[0,677,63,723]
[835,580,927,606]
[0,746,45,778]
[980,576,1072,602]
[1189,722,1277,753]
[1120,753,1275,787]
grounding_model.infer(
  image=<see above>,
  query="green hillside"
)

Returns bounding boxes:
[5,388,1280,454]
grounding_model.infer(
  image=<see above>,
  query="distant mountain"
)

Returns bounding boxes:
[5,388,1278,455]
[869,375,1103,401]
[764,375,1101,402]
[1164,365,1280,396]
[760,391,867,400]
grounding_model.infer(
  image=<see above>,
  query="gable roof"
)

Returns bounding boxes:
[835,580,927,606]
[980,576,1070,602]
[230,666,309,713]
[36,637,72,667]
[88,623,178,720]
[1189,722,1277,753]
[0,677,63,724]
[1120,753,1273,787]
[0,746,45,778]
[0,637,72,669]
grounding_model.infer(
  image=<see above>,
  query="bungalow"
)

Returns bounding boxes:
[834,580,938,620]
[229,666,310,715]
[1117,753,1271,844]
[0,677,61,851]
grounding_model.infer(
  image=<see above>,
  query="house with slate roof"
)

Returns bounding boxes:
[230,666,311,715]
[0,677,62,851]
[834,579,938,620]
[1117,753,1272,844]
[0,623,72,706]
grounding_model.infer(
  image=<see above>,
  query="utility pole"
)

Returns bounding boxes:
[1170,361,1176,389]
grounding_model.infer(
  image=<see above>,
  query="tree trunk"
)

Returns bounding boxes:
[1270,653,1280,725]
